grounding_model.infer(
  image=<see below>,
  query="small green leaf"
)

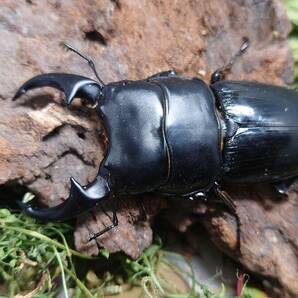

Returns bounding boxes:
[22,192,36,203]
[86,270,102,287]
[242,286,268,298]
[9,259,16,268]
[99,248,110,259]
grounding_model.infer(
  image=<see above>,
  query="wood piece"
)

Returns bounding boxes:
[202,185,298,298]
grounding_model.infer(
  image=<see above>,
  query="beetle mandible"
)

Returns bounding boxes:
[13,38,298,241]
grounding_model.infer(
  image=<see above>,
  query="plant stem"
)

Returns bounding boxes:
[53,246,69,298]
[1,225,93,259]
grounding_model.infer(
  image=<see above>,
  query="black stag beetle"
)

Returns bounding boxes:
[13,38,298,241]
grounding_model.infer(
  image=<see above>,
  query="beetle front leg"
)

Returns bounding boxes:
[88,202,118,241]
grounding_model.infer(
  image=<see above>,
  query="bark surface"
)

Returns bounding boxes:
[0,0,296,296]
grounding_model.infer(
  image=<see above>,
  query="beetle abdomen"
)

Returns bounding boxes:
[212,81,298,183]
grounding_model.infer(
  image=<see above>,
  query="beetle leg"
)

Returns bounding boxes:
[88,202,118,241]
[136,196,147,222]
[274,177,297,197]
[18,175,110,221]
[213,182,236,211]
[13,73,103,106]
[186,191,207,201]
[211,37,250,84]
[147,70,178,80]
[212,183,241,250]
[87,210,103,250]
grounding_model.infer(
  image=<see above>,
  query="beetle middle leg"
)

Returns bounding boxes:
[213,182,236,211]
[274,177,298,197]
[211,37,250,84]
[212,183,242,251]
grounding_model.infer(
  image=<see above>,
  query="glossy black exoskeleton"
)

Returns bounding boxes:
[13,40,298,240]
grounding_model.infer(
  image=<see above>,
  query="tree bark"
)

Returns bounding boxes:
[166,184,298,298]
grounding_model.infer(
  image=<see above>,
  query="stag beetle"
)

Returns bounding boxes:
[13,38,298,240]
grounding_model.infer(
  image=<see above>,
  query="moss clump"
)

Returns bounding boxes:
[0,208,215,297]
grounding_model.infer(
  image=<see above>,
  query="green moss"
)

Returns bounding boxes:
[0,209,211,297]
[284,0,298,85]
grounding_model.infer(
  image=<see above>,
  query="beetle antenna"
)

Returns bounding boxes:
[224,37,250,71]
[211,37,250,84]
[63,42,105,87]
